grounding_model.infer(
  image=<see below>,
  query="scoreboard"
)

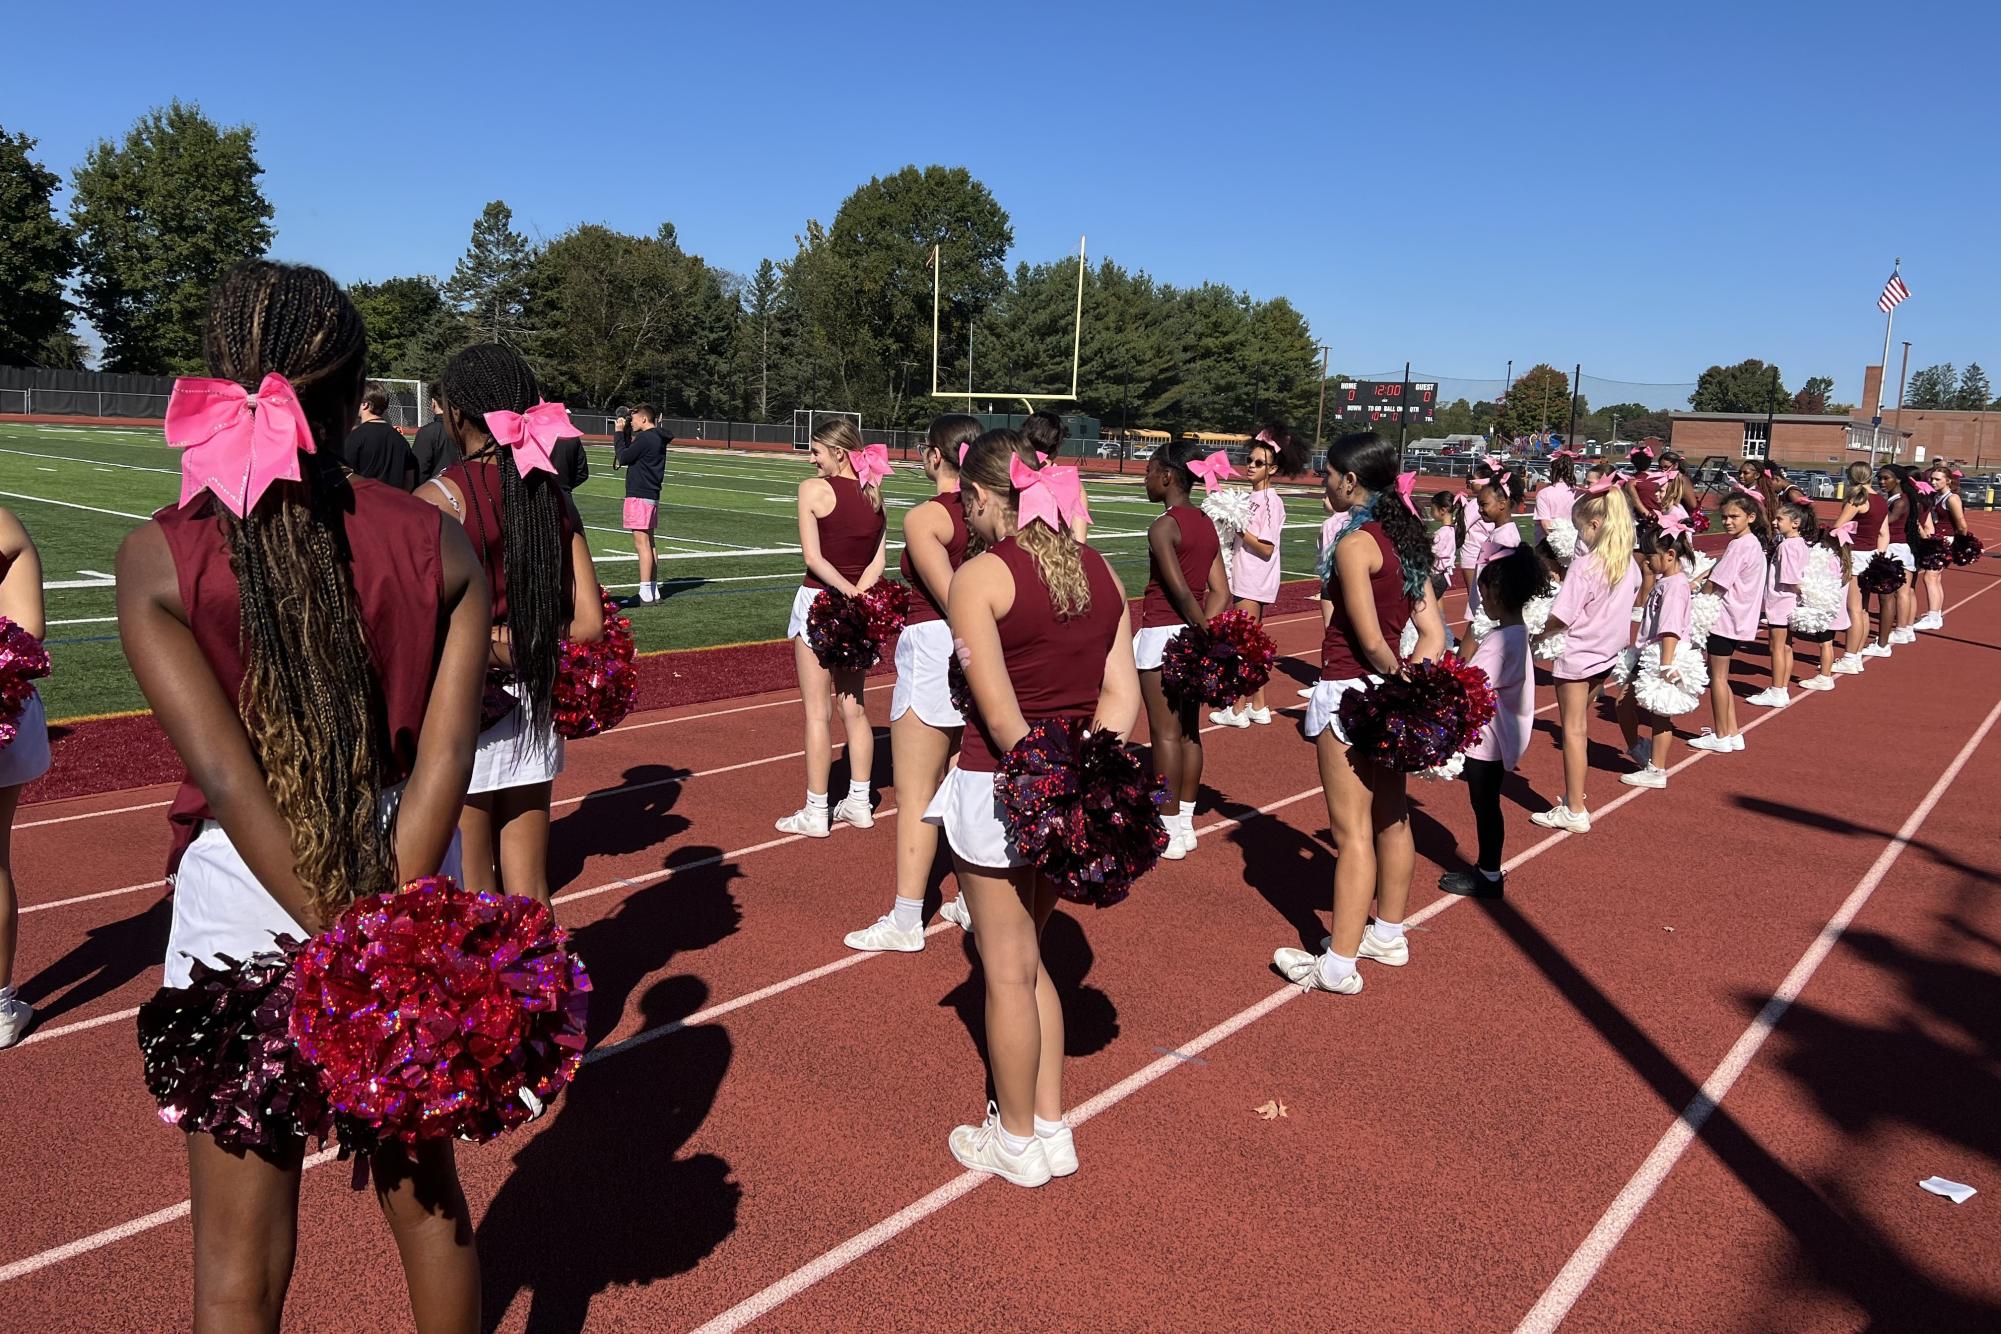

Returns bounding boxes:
[1338,380,1438,424]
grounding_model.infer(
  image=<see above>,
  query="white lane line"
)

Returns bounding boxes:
[17,799,174,831]
[0,491,152,521]
[1513,689,2001,1334]
[20,879,166,915]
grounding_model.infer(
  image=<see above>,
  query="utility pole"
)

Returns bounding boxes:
[1313,343,1331,447]
[1764,363,1780,462]
[1894,340,1912,445]
[1397,361,1412,467]
[1566,363,1581,454]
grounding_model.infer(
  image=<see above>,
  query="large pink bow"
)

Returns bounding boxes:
[1008,454,1085,532]
[1649,467,1678,484]
[484,400,574,477]
[1729,480,1766,506]
[848,442,893,489]
[1581,472,1626,497]
[1550,448,1577,461]
[1914,479,1936,495]
[1254,429,1278,447]
[1482,453,1509,474]
[1829,521,1857,546]
[164,374,316,517]
[1657,511,1692,537]
[1189,452,1235,489]
[1635,444,1657,460]
[1393,471,1420,516]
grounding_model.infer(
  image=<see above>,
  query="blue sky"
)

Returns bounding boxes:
[7,0,1995,407]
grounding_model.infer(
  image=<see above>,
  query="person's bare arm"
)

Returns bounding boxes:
[1092,587,1142,740]
[902,501,956,610]
[1201,550,1231,619]
[947,554,1024,748]
[854,530,888,593]
[1407,583,1446,663]
[0,508,46,639]
[392,517,490,883]
[564,527,606,643]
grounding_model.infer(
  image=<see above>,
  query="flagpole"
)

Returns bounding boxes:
[1872,256,1900,427]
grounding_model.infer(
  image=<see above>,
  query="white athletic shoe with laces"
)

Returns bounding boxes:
[832,795,874,829]
[1320,929,1410,967]
[1746,687,1790,708]
[948,1103,1052,1187]
[1891,627,1918,645]
[0,992,32,1049]
[1246,706,1273,725]
[1831,655,1865,675]
[1273,948,1364,994]
[938,896,972,931]
[1208,707,1251,729]
[842,916,925,953]
[774,807,830,837]
[1799,674,1835,691]
[1620,765,1668,789]
[1039,1124,1079,1177]
[1861,643,1892,659]
[1529,803,1592,833]
[1688,731,1743,753]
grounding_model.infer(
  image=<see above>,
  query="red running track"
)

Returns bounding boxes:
[3,535,2000,1331]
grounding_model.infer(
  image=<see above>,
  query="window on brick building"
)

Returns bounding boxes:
[1741,422,1769,460]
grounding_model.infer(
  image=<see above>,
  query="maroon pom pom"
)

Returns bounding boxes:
[947,650,973,718]
[1913,536,1951,572]
[1688,507,1711,534]
[1859,552,1906,596]
[860,580,913,644]
[1951,532,1985,567]
[554,590,639,739]
[288,876,591,1146]
[995,719,1169,905]
[1161,611,1279,709]
[479,669,516,731]
[1336,659,1496,773]
[805,591,882,672]
[0,615,52,749]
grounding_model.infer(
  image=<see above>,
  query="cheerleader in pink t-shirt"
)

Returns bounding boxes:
[1748,500,1811,709]
[1614,516,1706,789]
[1689,491,1771,753]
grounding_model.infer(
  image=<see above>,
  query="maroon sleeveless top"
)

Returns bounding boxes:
[1320,522,1412,680]
[1139,506,1221,629]
[899,491,970,625]
[1633,472,1665,512]
[804,476,886,590]
[960,538,1126,773]
[436,461,577,623]
[156,478,444,870]
[1852,491,1887,548]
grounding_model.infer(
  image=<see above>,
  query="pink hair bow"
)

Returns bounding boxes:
[1008,454,1084,532]
[1188,452,1235,489]
[1393,471,1419,515]
[1490,470,1513,490]
[1829,520,1857,546]
[1550,448,1577,461]
[1950,467,1965,479]
[1914,479,1936,495]
[1729,481,1766,506]
[1657,511,1692,537]
[484,400,574,477]
[1254,428,1277,447]
[1581,472,1625,497]
[848,442,893,489]
[957,440,972,466]
[1649,467,1677,484]
[1636,444,1657,460]
[164,374,315,518]
[1482,453,1509,472]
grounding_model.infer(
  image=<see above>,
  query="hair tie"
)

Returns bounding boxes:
[484,400,574,477]
[1007,454,1085,531]
[847,442,893,489]
[165,374,316,517]
[1393,471,1419,516]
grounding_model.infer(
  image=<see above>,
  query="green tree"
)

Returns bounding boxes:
[1790,375,1835,414]
[1495,363,1575,441]
[0,126,78,367]
[736,258,783,420]
[347,276,444,377]
[1951,363,1990,411]
[69,101,274,373]
[1902,363,1956,410]
[446,200,535,346]
[1689,359,1786,414]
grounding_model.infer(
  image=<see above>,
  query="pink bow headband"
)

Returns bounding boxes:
[1254,429,1278,447]
[1393,471,1419,516]
[1550,448,1577,461]
[1656,512,1691,537]
[1829,520,1857,546]
[847,442,893,490]
[1007,454,1085,532]
[1635,444,1657,460]
[1581,472,1627,497]
[1914,479,1936,495]
[1729,481,1766,506]
[165,374,316,517]
[1188,452,1235,489]
[485,400,576,478]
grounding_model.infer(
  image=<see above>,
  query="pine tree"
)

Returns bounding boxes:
[446,201,535,346]
[1902,364,1956,410]
[0,126,78,367]
[742,258,782,420]
[1951,363,1990,412]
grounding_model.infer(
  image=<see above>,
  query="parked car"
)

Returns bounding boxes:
[1788,469,1837,499]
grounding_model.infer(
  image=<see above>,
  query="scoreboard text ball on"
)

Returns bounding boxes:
[1338,381,1439,424]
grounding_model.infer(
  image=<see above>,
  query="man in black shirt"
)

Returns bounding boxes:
[615,404,669,602]
[411,388,458,483]
[343,383,418,489]
[549,435,590,493]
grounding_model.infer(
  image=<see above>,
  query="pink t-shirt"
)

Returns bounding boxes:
[1459,511,1495,569]
[1763,534,1807,625]
[1550,545,1641,679]
[1318,514,1342,562]
[1640,570,1692,649]
[1232,488,1286,604]
[1710,532,1767,642]
[1430,526,1456,584]
[1464,623,1532,768]
[1533,483,1575,531]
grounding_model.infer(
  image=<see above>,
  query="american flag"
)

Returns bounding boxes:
[1878,270,1910,314]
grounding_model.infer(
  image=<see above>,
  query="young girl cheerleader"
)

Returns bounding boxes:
[1528,481,1641,833]
[1533,451,1578,554]
[117,261,492,1329]
[1789,504,1851,692]
[0,507,49,1048]
[1747,500,1812,709]
[927,430,1137,1186]
[1914,464,1963,631]
[1210,425,1302,728]
[1880,464,1921,646]
[1438,544,1542,897]
[1275,432,1445,995]
[1301,489,1349,701]
[1689,491,1770,752]
[778,419,889,837]
[1832,461,1889,672]
[1429,491,1460,594]
[421,344,605,906]
[1615,517,1707,788]
[1455,460,1503,610]
[845,414,979,953]
[1627,447,1670,521]
[1135,441,1228,859]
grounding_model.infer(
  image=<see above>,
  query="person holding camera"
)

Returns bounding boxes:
[616,405,669,603]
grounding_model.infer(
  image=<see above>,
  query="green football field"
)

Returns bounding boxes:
[0,422,1346,721]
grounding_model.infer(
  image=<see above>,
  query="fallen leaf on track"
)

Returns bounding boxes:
[1254,1099,1289,1120]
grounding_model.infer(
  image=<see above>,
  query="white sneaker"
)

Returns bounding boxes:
[1245,706,1273,726]
[1687,731,1736,753]
[637,586,658,605]
[1891,627,1917,645]
[948,1103,1051,1187]
[1039,1124,1079,1177]
[1158,826,1189,860]
[1861,643,1892,659]
[1831,655,1865,675]
[1208,707,1250,729]
[1357,929,1410,967]
[938,896,972,931]
[0,994,32,1049]
[843,916,925,953]
[832,794,875,830]
[1529,803,1591,833]
[1917,612,1943,630]
[1799,674,1835,692]
[1620,765,1668,789]
[1273,947,1364,994]
[1627,738,1654,769]
[775,806,830,837]
[1746,688,1790,708]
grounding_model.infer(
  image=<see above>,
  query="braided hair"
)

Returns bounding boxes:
[439,344,570,736]
[201,260,394,924]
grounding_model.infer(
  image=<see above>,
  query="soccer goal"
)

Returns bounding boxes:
[791,409,862,451]
[373,377,429,432]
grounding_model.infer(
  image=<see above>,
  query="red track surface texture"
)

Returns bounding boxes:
[4,533,2000,1331]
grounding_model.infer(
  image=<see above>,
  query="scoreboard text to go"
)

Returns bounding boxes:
[1338,381,1439,423]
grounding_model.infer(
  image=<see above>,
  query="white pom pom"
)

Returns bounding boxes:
[1398,618,1419,659]
[1468,608,1499,641]
[1607,645,1640,686]
[1417,751,1466,782]
[1688,590,1723,650]
[1631,641,1708,716]
[1201,488,1253,540]
[1544,520,1579,560]
[1790,547,1844,636]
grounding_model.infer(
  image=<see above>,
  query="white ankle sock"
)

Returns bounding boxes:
[846,778,870,805]
[890,896,923,932]
[1317,951,1358,988]
[1034,1115,1066,1138]
[998,1123,1035,1155]
[1477,867,1503,882]
[1369,919,1405,944]
[805,790,828,815]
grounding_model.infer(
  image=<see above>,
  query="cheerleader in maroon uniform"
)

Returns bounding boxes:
[844,414,979,951]
[420,344,604,906]
[1832,461,1889,671]
[0,507,49,1048]
[1133,441,1229,860]
[779,418,889,836]
[926,430,1139,1186]
[117,262,492,1330]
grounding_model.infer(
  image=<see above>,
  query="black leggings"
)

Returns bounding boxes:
[1463,757,1505,872]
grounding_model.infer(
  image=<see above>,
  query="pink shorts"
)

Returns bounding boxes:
[622,497,658,531]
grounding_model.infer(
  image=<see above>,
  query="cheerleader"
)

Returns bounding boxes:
[116,261,490,1328]
[1626,447,1669,520]
[1210,426,1300,727]
[1021,408,1092,539]
[1615,517,1705,788]
[1689,492,1770,752]
[777,419,889,837]
[1747,501,1811,708]
[1736,459,1785,515]
[845,415,978,952]
[421,344,605,906]
[927,430,1136,1186]
[1833,461,1888,671]
[0,507,49,1048]
[1534,451,1578,556]
[1455,468,1499,612]
[1438,544,1542,897]
[1275,431,1445,995]
[1134,442,1229,859]
[1529,481,1640,833]
[1791,507,1852,691]
[1880,465,1921,646]
[1301,491,1347,701]
[1428,491,1460,593]
[1915,464,1963,631]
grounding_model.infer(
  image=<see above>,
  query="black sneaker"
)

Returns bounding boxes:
[1438,870,1504,898]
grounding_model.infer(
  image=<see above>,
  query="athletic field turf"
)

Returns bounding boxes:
[0,422,1360,721]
